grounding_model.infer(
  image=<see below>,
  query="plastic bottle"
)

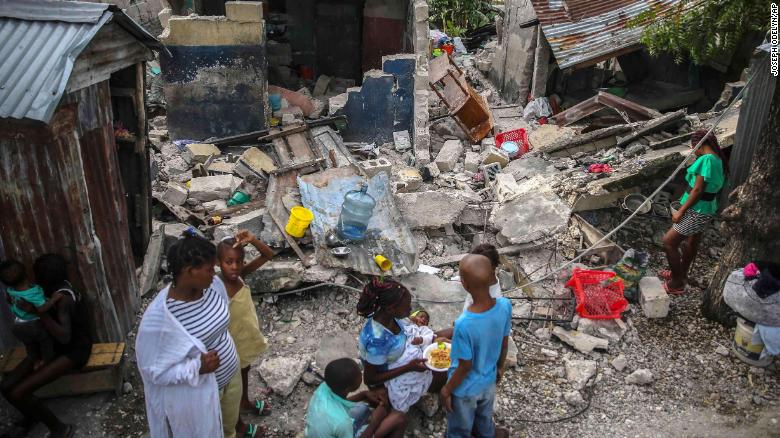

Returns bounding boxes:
[227,190,250,206]
[337,184,376,241]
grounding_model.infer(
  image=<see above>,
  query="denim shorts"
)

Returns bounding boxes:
[350,402,372,437]
[446,384,496,438]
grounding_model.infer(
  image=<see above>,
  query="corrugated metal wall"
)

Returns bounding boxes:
[0,81,138,344]
[728,48,775,194]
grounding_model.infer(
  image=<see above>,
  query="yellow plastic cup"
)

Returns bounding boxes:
[374,255,392,272]
[285,206,314,238]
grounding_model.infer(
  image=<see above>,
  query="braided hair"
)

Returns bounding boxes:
[356,277,409,318]
[691,129,729,176]
[167,228,217,284]
[217,237,245,260]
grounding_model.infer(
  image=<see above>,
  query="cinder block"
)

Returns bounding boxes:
[184,143,221,165]
[435,139,463,172]
[482,146,509,168]
[464,152,480,173]
[393,130,412,152]
[358,157,392,178]
[225,1,264,23]
[483,162,501,183]
[396,167,422,193]
[639,277,670,318]
[162,182,188,206]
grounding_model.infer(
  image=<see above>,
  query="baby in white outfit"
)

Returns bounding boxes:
[385,310,439,412]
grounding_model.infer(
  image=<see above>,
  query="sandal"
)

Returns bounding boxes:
[242,399,271,416]
[663,280,686,296]
[243,423,264,438]
[659,270,672,281]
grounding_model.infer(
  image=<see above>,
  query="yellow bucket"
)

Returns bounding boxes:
[285,206,314,238]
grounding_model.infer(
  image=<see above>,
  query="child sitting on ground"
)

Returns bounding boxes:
[383,309,450,413]
[217,230,275,438]
[305,358,406,438]
[0,260,60,364]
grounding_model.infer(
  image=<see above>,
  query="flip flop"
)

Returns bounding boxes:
[242,399,271,416]
[663,280,686,295]
[243,423,264,438]
[659,270,672,281]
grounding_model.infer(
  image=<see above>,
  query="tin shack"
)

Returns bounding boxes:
[0,0,162,345]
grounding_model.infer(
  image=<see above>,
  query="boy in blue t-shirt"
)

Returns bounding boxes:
[441,254,511,438]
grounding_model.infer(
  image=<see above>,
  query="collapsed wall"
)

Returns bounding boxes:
[160,1,268,140]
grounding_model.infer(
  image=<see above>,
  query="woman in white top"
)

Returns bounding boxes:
[462,244,503,312]
[136,230,239,438]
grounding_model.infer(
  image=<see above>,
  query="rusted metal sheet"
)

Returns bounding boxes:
[552,90,661,125]
[0,81,138,343]
[530,0,691,69]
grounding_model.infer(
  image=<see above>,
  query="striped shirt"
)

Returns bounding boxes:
[167,281,238,389]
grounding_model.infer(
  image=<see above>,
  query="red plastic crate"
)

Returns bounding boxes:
[565,269,627,320]
[495,128,531,157]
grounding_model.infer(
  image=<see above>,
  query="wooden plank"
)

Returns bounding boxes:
[0,343,125,373]
[265,173,313,267]
[33,367,122,399]
[257,125,308,143]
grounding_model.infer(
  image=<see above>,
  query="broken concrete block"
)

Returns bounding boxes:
[393,130,412,153]
[577,318,628,344]
[161,182,188,206]
[464,152,480,173]
[492,192,571,245]
[564,390,587,408]
[611,354,628,372]
[396,167,423,193]
[235,147,277,179]
[553,326,608,354]
[395,191,468,229]
[424,162,441,179]
[302,264,339,284]
[481,137,496,150]
[315,332,358,370]
[203,199,227,212]
[492,173,520,203]
[222,209,264,238]
[482,146,509,168]
[400,273,466,331]
[625,369,654,385]
[328,92,349,116]
[471,144,481,153]
[639,277,670,318]
[281,113,296,126]
[183,143,220,165]
[482,162,501,183]
[258,356,309,397]
[313,75,331,97]
[207,161,236,175]
[506,337,519,368]
[435,140,464,172]
[225,1,264,22]
[565,359,597,389]
[358,157,392,178]
[188,175,242,202]
[245,260,304,293]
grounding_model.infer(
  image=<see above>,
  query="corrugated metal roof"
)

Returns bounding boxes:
[0,0,162,123]
[531,0,692,70]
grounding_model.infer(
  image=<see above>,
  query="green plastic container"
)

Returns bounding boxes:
[227,191,250,206]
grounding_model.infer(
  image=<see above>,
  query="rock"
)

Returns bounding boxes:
[623,143,646,158]
[565,359,597,389]
[564,390,586,408]
[553,326,608,354]
[414,392,440,417]
[512,302,532,319]
[481,147,509,168]
[302,264,339,284]
[183,143,221,165]
[203,199,227,212]
[639,277,670,318]
[302,371,322,386]
[235,147,277,179]
[435,140,464,172]
[315,332,359,370]
[506,337,519,368]
[534,327,551,341]
[492,192,571,246]
[221,209,265,239]
[715,345,730,357]
[396,167,423,193]
[611,354,628,372]
[188,175,242,202]
[496,269,516,291]
[528,124,576,152]
[393,130,413,153]
[123,381,133,394]
[625,369,654,385]
[258,356,309,397]
[541,348,558,358]
[245,260,305,293]
[464,151,480,173]
[493,173,521,203]
[395,191,468,229]
[577,318,628,344]
[424,162,441,179]
[162,182,188,206]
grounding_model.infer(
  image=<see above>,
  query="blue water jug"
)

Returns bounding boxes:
[337,184,376,241]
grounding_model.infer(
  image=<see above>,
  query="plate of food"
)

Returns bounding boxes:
[423,342,452,372]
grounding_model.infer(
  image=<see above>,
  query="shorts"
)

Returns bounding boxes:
[673,210,713,236]
[349,402,372,437]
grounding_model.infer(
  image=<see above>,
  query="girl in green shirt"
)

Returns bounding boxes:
[662,130,728,294]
